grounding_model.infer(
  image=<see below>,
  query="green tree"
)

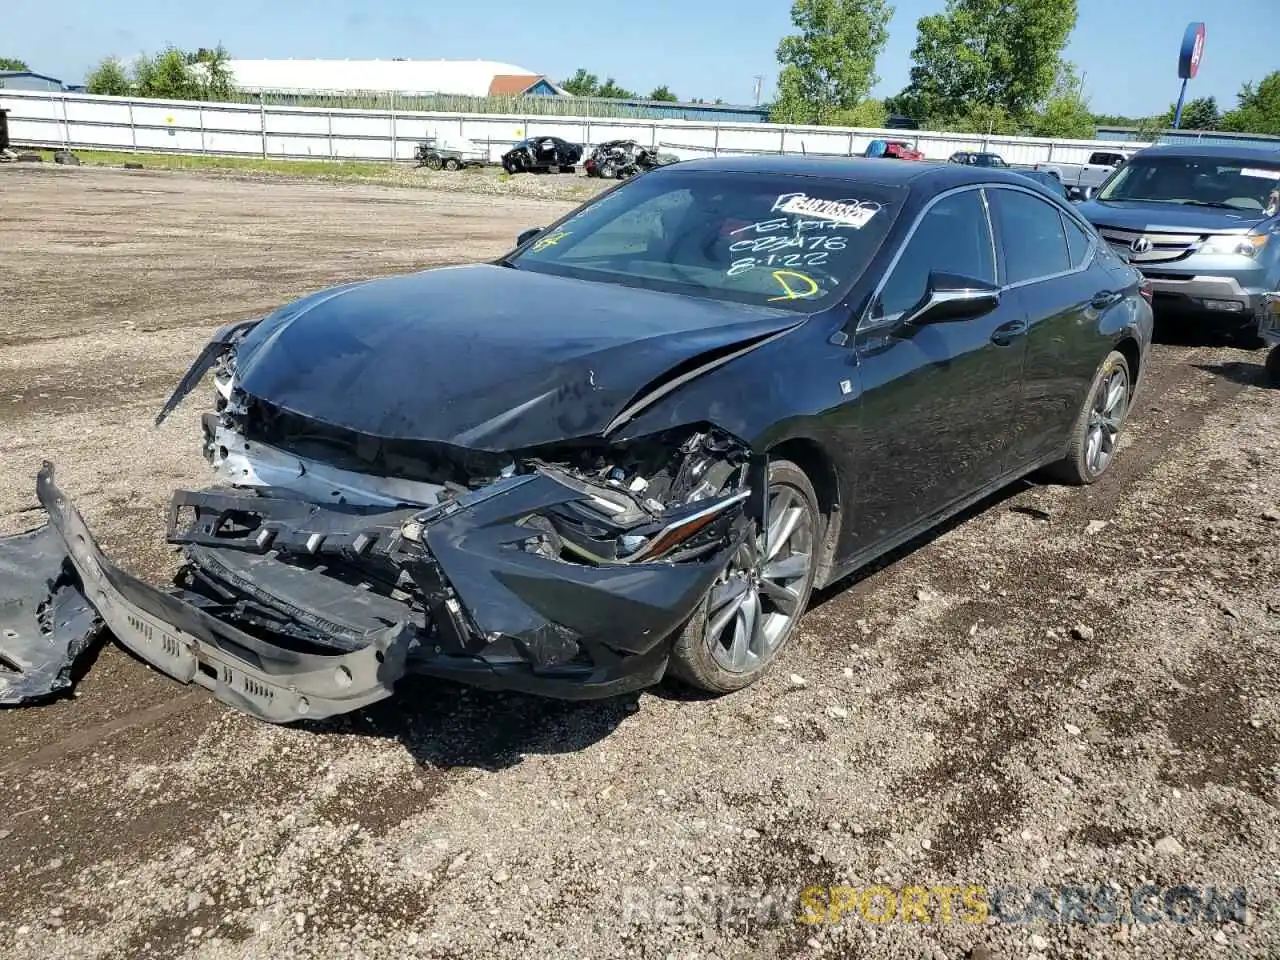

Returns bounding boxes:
[560,68,600,97]
[897,0,1078,122]
[770,0,893,125]
[1157,95,1218,130]
[1028,61,1094,138]
[1220,71,1280,135]
[595,78,636,99]
[936,103,1021,135]
[189,44,234,101]
[0,57,30,72]
[85,46,236,101]
[830,98,888,127]
[133,47,203,100]
[85,57,133,96]
[649,85,678,102]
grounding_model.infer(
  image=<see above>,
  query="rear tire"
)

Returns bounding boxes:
[599,161,617,180]
[1043,350,1131,485]
[426,155,443,171]
[669,459,820,694]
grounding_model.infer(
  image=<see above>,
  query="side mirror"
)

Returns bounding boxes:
[906,272,1001,326]
[516,227,543,247]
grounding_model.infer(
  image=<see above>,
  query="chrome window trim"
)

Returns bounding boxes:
[857,184,996,332]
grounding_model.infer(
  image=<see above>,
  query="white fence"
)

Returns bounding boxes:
[0,88,1152,167]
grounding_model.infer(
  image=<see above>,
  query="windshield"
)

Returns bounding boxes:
[506,169,905,312]
[1097,155,1280,212]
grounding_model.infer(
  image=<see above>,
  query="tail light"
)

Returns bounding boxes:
[1139,278,1153,306]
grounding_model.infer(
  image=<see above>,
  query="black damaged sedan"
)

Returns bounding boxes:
[5,157,1153,722]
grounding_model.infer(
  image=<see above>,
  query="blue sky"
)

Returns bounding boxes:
[9,0,1278,117]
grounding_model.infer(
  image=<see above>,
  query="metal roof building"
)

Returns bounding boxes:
[0,71,67,92]
[227,59,567,97]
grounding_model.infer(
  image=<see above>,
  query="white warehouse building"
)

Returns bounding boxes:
[226,59,568,97]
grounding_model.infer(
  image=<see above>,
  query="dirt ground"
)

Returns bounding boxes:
[1,164,1278,960]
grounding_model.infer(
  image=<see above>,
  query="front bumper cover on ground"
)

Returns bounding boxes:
[32,464,412,722]
[5,462,738,722]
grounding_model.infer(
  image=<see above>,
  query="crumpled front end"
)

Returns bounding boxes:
[6,322,761,721]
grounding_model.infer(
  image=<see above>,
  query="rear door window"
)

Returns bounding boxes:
[990,189,1071,284]
[1062,214,1093,268]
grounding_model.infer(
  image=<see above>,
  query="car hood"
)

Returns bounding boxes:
[232,264,802,451]
[1078,199,1271,234]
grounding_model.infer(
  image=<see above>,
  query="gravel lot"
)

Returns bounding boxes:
[1,164,1278,960]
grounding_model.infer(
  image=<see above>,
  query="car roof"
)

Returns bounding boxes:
[1133,143,1280,163]
[663,154,1033,191]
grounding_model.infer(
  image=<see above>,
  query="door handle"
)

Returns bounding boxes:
[990,318,1028,347]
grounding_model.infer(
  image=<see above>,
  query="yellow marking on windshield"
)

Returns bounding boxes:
[767,270,821,302]
[531,230,571,253]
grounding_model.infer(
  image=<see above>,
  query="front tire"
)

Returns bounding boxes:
[1044,350,1132,485]
[669,459,820,694]
[1265,346,1280,387]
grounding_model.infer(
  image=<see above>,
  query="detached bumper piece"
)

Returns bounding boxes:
[15,463,742,723]
[0,523,101,705]
[33,464,412,723]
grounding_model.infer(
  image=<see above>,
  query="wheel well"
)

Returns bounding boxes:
[1116,336,1141,391]
[768,438,842,588]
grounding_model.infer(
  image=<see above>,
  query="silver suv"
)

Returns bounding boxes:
[1076,144,1280,333]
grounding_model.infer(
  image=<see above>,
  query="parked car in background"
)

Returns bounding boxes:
[8,156,1153,721]
[502,136,584,174]
[1076,144,1280,340]
[414,135,486,171]
[1036,150,1135,200]
[949,151,1011,168]
[863,139,925,161]
[1013,169,1070,200]
[584,140,676,180]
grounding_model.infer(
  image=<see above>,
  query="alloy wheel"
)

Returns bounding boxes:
[1086,365,1129,476]
[706,482,815,673]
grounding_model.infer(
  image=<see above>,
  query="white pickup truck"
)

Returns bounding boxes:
[1034,149,1136,198]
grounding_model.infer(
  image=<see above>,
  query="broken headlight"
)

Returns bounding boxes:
[530,427,752,565]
